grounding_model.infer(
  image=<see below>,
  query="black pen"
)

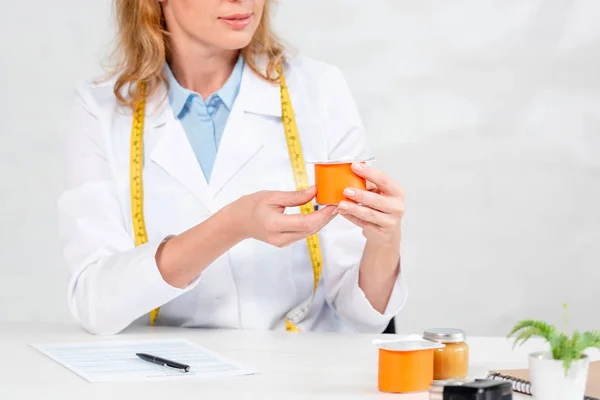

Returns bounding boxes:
[136,353,191,372]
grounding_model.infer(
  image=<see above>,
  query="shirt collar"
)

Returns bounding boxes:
[218,54,245,110]
[164,54,245,118]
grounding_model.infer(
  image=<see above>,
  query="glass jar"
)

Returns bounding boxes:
[423,328,469,381]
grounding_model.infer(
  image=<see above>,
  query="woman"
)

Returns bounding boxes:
[58,0,407,335]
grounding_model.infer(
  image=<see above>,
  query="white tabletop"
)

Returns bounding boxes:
[1,323,596,399]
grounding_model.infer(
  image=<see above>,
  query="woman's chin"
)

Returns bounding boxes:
[217,40,253,52]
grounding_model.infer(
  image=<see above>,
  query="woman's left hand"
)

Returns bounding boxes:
[337,162,404,245]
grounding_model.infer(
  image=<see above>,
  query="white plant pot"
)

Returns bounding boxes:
[528,351,590,400]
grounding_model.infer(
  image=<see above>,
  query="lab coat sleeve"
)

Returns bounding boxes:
[57,86,200,335]
[317,65,408,333]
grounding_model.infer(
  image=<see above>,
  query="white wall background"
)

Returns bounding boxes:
[1,0,599,336]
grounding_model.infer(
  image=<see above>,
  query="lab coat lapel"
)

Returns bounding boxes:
[147,89,215,211]
[209,57,282,196]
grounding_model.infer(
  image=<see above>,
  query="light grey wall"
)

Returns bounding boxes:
[1,1,114,323]
[1,0,598,335]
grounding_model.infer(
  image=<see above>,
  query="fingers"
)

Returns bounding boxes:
[265,206,337,248]
[351,162,403,197]
[338,201,397,229]
[269,186,317,207]
[340,212,378,230]
[277,205,337,233]
[343,187,402,215]
[266,230,321,248]
[366,181,378,192]
[265,231,308,248]
[260,187,336,249]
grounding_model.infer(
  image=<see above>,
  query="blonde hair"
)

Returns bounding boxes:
[107,0,285,108]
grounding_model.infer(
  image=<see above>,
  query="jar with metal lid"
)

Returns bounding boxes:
[423,328,469,381]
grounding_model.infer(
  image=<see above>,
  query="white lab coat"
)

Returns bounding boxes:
[58,53,408,335]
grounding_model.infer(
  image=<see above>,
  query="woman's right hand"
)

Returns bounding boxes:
[226,185,337,248]
[156,186,336,289]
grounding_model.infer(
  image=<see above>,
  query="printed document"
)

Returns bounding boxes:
[31,338,257,382]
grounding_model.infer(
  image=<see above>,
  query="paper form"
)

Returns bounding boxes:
[30,338,258,382]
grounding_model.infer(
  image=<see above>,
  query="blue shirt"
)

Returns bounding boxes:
[164,55,245,182]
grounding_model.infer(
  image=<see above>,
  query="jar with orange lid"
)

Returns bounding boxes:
[423,328,469,381]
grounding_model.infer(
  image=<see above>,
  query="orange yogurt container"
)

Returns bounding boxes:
[309,158,374,205]
[373,338,445,393]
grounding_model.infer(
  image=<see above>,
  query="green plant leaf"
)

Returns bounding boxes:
[574,330,600,353]
[549,332,567,360]
[507,320,557,349]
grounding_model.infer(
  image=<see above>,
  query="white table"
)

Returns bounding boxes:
[1,323,596,399]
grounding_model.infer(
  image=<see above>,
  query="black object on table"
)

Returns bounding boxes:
[383,318,396,334]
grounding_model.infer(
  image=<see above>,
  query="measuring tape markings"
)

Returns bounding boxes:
[129,81,160,326]
[129,63,322,332]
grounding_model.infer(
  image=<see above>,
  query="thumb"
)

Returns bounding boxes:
[270,186,317,207]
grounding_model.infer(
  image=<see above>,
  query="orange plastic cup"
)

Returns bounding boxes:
[312,159,372,205]
[373,339,445,393]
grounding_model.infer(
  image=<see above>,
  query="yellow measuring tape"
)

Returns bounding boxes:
[129,63,323,332]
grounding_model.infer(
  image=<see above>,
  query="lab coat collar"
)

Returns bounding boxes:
[236,54,282,117]
[209,54,283,195]
[149,100,215,210]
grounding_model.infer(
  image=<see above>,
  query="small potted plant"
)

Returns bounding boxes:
[507,304,600,400]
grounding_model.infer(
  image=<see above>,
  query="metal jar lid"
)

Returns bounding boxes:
[423,328,467,343]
